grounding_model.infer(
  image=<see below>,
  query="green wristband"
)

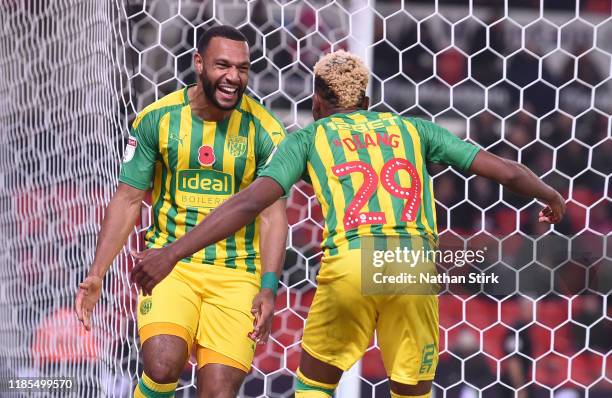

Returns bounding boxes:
[261,272,279,296]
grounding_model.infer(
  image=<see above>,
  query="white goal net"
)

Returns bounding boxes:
[0,0,610,397]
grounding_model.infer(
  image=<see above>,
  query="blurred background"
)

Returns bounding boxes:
[0,0,610,397]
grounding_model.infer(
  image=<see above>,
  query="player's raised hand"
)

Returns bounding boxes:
[539,190,566,224]
[75,275,103,331]
[130,248,177,295]
[248,289,275,344]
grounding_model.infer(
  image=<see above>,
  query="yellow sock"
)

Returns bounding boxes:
[294,368,337,397]
[133,372,177,398]
[390,392,431,398]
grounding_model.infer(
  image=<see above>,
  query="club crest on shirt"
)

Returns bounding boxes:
[122,136,137,163]
[198,145,216,166]
[227,136,247,157]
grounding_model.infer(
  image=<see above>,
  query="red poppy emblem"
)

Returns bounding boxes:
[198,145,215,166]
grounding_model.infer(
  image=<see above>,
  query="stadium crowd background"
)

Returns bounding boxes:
[2,0,609,397]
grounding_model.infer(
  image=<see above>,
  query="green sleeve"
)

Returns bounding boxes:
[254,116,287,176]
[258,128,312,195]
[411,117,479,171]
[118,113,158,190]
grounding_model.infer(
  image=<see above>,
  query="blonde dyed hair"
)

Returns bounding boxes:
[313,50,369,108]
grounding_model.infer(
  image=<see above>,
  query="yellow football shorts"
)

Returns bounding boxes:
[136,260,259,372]
[301,249,439,385]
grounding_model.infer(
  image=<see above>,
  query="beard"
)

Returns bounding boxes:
[200,71,246,111]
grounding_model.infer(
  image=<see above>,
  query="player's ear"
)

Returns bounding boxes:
[194,52,203,75]
[312,92,322,121]
[361,95,370,110]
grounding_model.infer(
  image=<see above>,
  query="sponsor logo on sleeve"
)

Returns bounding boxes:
[122,136,137,163]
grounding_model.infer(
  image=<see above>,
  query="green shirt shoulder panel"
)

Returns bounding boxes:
[258,123,316,195]
[406,117,480,171]
[118,94,185,190]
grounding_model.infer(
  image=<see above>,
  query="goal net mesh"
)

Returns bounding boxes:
[0,0,609,397]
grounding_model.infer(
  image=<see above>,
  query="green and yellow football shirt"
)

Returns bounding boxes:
[259,110,479,256]
[119,86,285,273]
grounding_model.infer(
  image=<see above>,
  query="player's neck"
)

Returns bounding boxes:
[323,106,364,118]
[188,84,233,122]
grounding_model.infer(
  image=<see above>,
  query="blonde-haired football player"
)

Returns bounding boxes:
[131,50,565,398]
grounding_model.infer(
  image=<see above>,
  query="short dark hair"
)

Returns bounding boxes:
[314,75,340,106]
[197,25,248,55]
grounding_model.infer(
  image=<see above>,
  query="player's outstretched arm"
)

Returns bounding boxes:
[130,177,285,295]
[75,183,146,330]
[468,150,565,224]
[250,198,288,344]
